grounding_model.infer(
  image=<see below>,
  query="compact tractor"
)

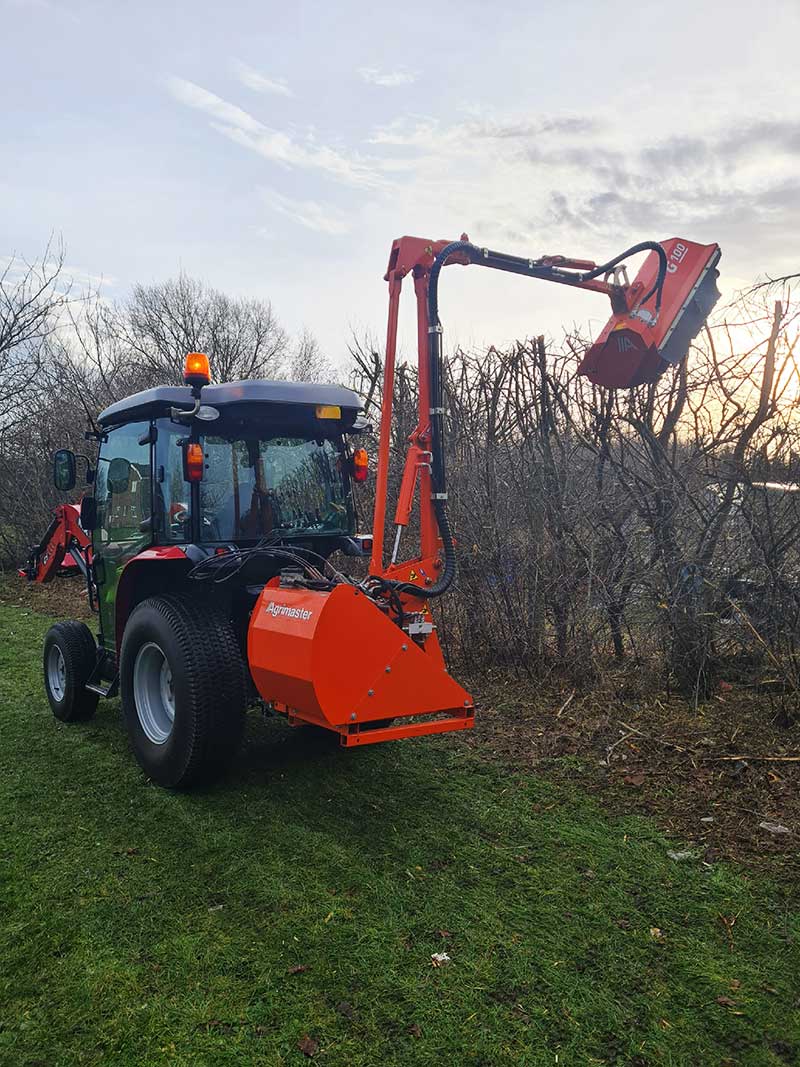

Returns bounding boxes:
[25,234,721,788]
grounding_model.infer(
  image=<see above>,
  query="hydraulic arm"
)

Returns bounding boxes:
[369,233,721,607]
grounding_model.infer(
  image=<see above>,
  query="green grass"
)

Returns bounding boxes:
[1,604,799,1066]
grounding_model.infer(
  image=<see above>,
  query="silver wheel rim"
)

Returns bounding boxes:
[47,645,66,702]
[133,642,176,745]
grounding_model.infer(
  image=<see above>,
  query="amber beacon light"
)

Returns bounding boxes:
[184,352,211,389]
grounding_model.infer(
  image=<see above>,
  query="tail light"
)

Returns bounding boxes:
[184,442,204,482]
[354,533,373,554]
[352,448,369,482]
[578,239,721,388]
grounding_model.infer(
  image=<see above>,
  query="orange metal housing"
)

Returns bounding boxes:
[247,583,474,745]
[577,238,721,387]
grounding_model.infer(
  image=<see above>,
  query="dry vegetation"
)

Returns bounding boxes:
[350,294,800,703]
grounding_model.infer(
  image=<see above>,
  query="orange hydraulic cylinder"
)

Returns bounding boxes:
[247,584,473,729]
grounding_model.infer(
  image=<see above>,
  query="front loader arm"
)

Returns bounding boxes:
[22,503,92,583]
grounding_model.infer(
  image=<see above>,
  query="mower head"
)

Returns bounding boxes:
[577,238,721,388]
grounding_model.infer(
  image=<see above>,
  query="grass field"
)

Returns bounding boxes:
[1,602,799,1066]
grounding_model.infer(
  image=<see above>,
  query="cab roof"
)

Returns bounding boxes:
[98,379,364,429]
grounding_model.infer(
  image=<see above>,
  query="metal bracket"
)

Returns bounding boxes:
[429,407,445,415]
[431,492,448,500]
[428,324,443,334]
[630,306,658,327]
[170,396,201,423]
[604,264,630,288]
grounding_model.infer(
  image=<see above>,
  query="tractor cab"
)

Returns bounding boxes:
[96,377,365,549]
[49,371,368,655]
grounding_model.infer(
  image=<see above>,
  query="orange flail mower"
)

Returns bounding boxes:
[248,584,472,746]
[25,232,720,788]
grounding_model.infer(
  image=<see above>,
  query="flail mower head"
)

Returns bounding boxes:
[577,238,722,388]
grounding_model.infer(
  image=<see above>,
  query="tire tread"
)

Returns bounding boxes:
[43,620,99,722]
[121,595,248,788]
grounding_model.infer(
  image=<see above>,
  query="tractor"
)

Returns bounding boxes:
[25,233,721,788]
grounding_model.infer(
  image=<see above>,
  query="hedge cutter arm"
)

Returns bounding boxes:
[370,234,721,595]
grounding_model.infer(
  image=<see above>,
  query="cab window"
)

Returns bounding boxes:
[154,422,352,543]
[94,422,152,547]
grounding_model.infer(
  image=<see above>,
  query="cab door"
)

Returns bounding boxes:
[92,421,153,649]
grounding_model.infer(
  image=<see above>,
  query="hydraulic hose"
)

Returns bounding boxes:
[577,241,668,313]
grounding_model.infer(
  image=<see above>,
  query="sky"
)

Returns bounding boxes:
[3,0,800,369]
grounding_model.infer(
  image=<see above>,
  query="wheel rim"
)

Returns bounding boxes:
[47,645,67,702]
[133,642,176,745]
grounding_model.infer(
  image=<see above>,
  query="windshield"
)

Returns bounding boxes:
[198,435,351,541]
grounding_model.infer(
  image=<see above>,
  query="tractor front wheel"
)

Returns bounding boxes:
[120,596,247,789]
[43,620,99,722]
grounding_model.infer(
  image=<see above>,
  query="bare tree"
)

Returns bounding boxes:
[110,274,289,384]
[0,268,294,565]
[288,327,336,384]
[0,240,72,429]
[347,330,383,419]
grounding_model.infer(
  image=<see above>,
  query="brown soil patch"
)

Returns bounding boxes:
[0,572,93,621]
[460,668,800,882]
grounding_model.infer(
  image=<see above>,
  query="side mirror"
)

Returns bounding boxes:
[53,449,77,491]
[80,495,97,532]
[108,456,132,495]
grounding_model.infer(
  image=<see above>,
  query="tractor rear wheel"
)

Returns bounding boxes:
[43,620,99,722]
[120,596,248,789]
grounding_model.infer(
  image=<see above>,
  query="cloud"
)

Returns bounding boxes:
[541,161,799,267]
[166,77,381,188]
[639,136,709,173]
[472,115,602,139]
[167,77,262,134]
[718,120,800,160]
[0,254,115,292]
[368,113,601,150]
[756,178,800,212]
[367,116,440,148]
[357,101,799,290]
[636,123,800,182]
[261,188,350,235]
[358,66,417,88]
[163,76,797,287]
[233,61,292,97]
